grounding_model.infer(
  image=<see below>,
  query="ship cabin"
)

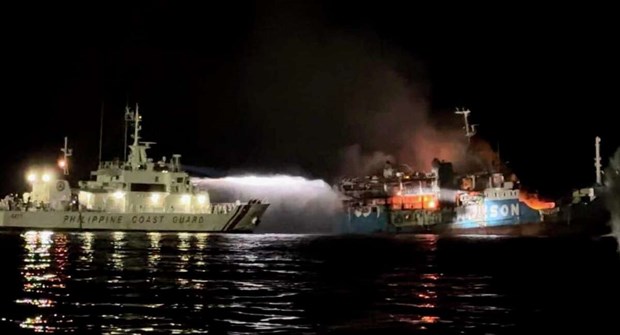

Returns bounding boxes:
[455,172,519,206]
[337,161,442,211]
[78,155,211,214]
[384,173,440,211]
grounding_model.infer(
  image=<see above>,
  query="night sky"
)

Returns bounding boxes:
[2,1,618,198]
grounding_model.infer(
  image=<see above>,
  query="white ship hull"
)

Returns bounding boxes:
[0,203,268,232]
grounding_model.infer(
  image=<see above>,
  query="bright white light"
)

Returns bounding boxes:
[150,193,160,203]
[58,159,66,168]
[27,173,36,183]
[42,174,51,182]
[113,191,125,199]
[197,195,207,204]
[181,194,191,204]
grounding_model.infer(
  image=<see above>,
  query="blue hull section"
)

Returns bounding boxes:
[340,199,543,234]
[453,199,542,229]
[340,211,389,234]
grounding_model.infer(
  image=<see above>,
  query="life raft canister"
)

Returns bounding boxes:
[56,181,66,192]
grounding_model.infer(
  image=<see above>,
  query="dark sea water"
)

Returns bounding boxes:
[0,231,618,334]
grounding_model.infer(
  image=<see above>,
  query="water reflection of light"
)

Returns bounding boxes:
[412,270,441,327]
[23,230,53,255]
[195,233,208,250]
[148,232,161,249]
[78,232,94,265]
[53,234,68,276]
[21,231,54,294]
[192,233,208,270]
[15,298,53,308]
[111,231,126,271]
[177,232,191,251]
[389,236,442,328]
[176,233,191,275]
[147,232,161,270]
[17,231,71,332]
[113,231,125,241]
[20,315,55,333]
[421,316,439,323]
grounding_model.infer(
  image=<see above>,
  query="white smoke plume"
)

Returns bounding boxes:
[192,175,344,233]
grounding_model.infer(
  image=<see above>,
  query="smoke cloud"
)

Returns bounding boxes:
[336,65,499,177]
[192,175,344,233]
[240,1,499,180]
[339,144,395,177]
[604,147,620,243]
[334,60,467,176]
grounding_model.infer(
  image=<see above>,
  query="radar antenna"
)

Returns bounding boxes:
[455,108,477,143]
[60,136,73,175]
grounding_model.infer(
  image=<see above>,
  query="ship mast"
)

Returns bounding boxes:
[133,104,140,148]
[595,136,602,185]
[128,104,142,170]
[98,102,104,164]
[123,105,133,162]
[60,136,73,175]
[455,108,477,143]
[127,103,154,170]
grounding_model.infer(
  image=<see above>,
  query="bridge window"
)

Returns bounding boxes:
[155,176,159,182]
[130,183,166,192]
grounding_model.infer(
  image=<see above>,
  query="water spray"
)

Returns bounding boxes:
[192,174,345,233]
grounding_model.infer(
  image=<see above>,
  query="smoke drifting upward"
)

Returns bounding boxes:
[240,2,502,179]
[241,2,486,179]
[337,64,499,176]
[192,175,343,233]
[334,54,478,176]
[339,144,395,177]
[605,148,620,242]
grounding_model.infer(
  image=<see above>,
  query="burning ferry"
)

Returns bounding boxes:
[336,160,553,234]
[0,105,269,232]
[335,108,559,235]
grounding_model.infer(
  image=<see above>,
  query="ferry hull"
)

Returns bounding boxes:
[0,203,268,232]
[339,199,549,236]
[339,200,611,237]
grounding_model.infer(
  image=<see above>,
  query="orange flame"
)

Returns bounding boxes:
[519,190,555,210]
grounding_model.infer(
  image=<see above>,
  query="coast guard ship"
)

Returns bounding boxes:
[336,108,553,235]
[0,105,269,232]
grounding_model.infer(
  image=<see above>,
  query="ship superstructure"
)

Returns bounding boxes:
[0,105,269,232]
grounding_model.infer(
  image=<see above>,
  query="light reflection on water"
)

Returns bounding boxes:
[147,232,161,271]
[18,231,72,333]
[0,231,618,333]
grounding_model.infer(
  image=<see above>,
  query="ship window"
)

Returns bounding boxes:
[130,183,166,192]
[155,176,159,182]
[177,177,184,183]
